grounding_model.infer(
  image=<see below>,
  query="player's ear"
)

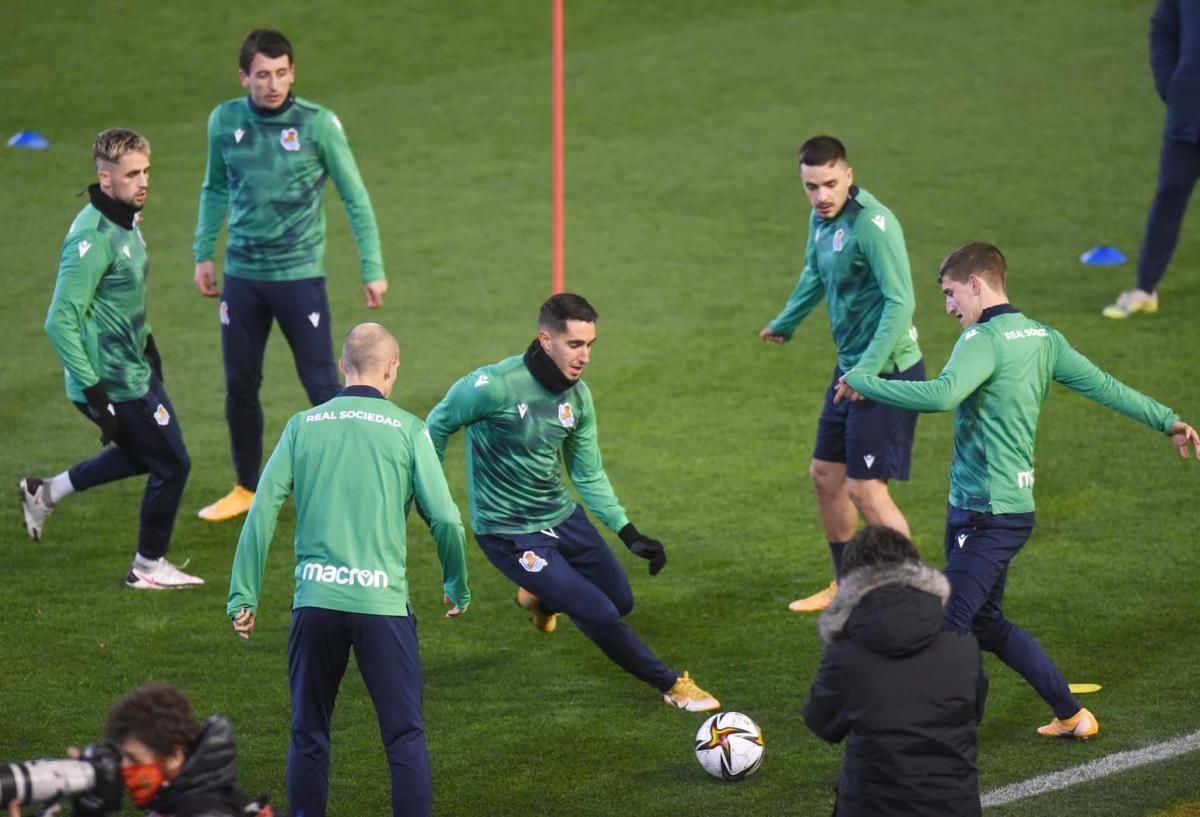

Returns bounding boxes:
[537,328,552,353]
[239,70,250,89]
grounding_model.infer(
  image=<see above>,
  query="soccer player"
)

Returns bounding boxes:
[227,323,470,817]
[19,128,201,590]
[841,242,1200,739]
[759,135,925,613]
[1103,0,1200,318]
[425,293,719,713]
[193,28,387,522]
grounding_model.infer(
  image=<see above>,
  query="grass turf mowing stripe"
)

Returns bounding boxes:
[982,730,1200,808]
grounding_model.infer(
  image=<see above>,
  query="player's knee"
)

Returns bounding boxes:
[809,460,843,495]
[845,477,887,512]
[613,589,634,618]
[942,597,976,633]
[224,368,263,398]
[174,450,192,482]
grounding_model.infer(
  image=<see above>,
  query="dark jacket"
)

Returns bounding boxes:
[1151,0,1200,141]
[802,563,987,817]
[149,715,248,817]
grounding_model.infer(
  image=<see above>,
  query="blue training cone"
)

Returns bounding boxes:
[1079,245,1126,265]
[7,131,50,149]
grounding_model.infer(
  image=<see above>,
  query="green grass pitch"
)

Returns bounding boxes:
[1,1,1198,814]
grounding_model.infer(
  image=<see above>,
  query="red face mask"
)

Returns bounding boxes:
[122,761,167,808]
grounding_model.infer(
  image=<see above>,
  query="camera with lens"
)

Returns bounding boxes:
[0,742,123,816]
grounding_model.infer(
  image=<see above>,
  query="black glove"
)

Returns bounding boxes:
[82,383,118,446]
[619,523,667,576]
[144,332,163,382]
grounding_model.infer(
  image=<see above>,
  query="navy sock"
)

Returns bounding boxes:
[828,541,847,579]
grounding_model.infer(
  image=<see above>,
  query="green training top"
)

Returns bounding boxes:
[45,194,152,403]
[767,187,922,375]
[227,389,470,618]
[194,95,385,283]
[843,306,1179,514]
[425,355,630,536]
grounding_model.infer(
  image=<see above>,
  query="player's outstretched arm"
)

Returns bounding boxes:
[1170,420,1200,458]
[842,328,994,413]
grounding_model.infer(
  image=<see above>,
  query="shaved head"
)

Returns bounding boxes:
[340,323,400,395]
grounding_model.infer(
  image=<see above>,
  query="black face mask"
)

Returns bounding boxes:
[523,339,575,394]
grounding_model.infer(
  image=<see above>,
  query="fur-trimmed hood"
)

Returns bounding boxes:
[818,562,951,653]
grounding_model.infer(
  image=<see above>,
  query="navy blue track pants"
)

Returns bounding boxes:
[942,506,1080,720]
[287,607,431,817]
[69,376,190,560]
[220,275,338,490]
[476,506,678,692]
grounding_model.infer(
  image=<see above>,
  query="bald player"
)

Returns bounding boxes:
[228,322,469,817]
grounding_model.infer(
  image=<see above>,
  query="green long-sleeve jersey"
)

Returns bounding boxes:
[843,306,1179,514]
[45,192,152,403]
[768,187,922,376]
[227,389,470,618]
[194,95,384,283]
[425,355,629,536]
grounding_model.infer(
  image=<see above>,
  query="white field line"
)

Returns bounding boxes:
[982,729,1200,808]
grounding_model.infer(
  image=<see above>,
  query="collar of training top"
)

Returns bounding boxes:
[523,338,575,395]
[340,385,385,399]
[88,183,141,230]
[247,92,296,117]
[978,303,1019,324]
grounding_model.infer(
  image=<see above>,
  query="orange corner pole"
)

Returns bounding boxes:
[551,0,565,294]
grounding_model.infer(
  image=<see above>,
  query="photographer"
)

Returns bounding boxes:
[5,683,259,817]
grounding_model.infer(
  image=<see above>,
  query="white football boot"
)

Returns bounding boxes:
[18,477,53,542]
[125,557,205,590]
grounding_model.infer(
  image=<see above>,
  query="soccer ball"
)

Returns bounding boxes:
[693,711,765,781]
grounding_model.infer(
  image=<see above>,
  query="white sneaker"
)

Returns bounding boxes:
[125,557,205,590]
[1102,288,1158,319]
[18,477,53,542]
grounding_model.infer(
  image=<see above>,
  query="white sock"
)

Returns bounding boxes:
[47,472,75,506]
[133,554,160,572]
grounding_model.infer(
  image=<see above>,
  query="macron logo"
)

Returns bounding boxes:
[518,403,528,418]
[863,454,876,469]
[300,562,388,588]
[474,374,490,388]
[872,214,886,231]
[122,245,132,259]
[964,329,980,340]
[957,533,968,549]
[308,312,320,328]
[234,128,244,143]
[78,240,91,258]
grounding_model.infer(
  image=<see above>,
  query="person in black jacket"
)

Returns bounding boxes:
[5,683,270,817]
[1104,0,1200,318]
[802,526,988,817]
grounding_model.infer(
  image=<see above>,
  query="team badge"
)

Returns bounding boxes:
[280,128,301,151]
[519,550,548,573]
[832,228,844,253]
[558,402,575,428]
[154,404,170,426]
[219,301,230,326]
